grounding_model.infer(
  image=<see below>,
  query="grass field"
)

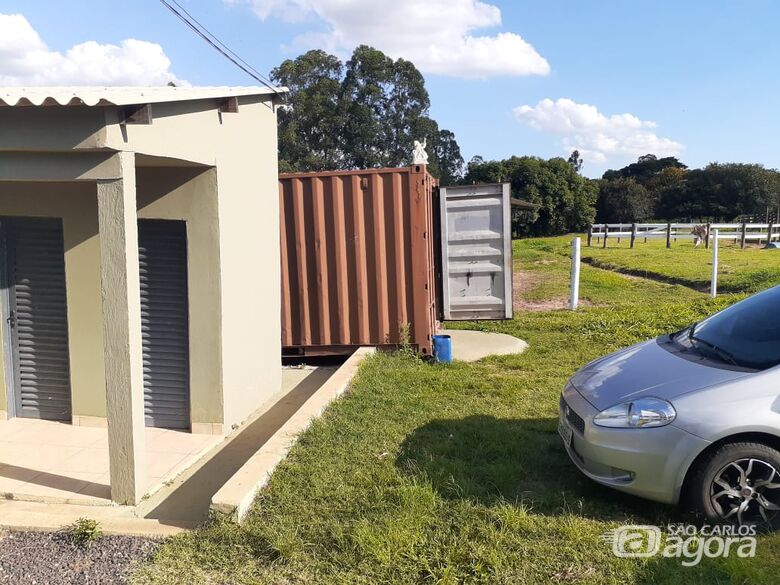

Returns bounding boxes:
[134,238,780,585]
[559,236,780,294]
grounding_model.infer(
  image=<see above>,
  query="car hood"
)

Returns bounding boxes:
[570,338,751,410]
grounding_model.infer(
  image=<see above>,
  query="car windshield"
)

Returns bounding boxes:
[688,285,780,370]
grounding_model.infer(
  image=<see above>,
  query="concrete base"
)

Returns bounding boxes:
[444,329,529,362]
[0,420,220,507]
[191,423,224,435]
[71,415,108,428]
[0,358,370,534]
[0,500,192,536]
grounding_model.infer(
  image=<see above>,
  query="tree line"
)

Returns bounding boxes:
[597,155,780,224]
[271,46,464,185]
[274,48,779,237]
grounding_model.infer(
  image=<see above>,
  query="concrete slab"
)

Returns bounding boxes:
[444,329,529,362]
[0,366,342,535]
[0,420,219,506]
[137,364,339,525]
[0,500,191,537]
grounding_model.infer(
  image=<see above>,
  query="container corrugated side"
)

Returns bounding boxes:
[279,165,437,355]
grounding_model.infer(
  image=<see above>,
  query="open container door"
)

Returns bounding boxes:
[439,183,513,320]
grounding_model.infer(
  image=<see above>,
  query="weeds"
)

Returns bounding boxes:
[65,518,103,547]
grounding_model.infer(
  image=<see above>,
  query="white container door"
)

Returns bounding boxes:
[439,183,513,320]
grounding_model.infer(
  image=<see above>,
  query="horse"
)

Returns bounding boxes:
[691,224,708,247]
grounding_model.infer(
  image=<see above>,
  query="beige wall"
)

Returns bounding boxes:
[0,182,105,418]
[212,101,282,429]
[136,167,224,425]
[104,97,282,429]
[0,171,226,426]
[0,106,106,151]
[1,93,282,430]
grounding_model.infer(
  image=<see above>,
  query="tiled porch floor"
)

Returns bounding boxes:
[0,418,221,504]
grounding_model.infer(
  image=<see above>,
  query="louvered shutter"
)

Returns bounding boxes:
[5,219,72,421]
[138,220,190,429]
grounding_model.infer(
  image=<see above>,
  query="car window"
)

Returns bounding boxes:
[693,285,780,370]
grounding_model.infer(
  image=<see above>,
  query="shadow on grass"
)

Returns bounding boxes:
[397,414,677,522]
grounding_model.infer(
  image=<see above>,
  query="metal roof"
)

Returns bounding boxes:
[0,86,287,107]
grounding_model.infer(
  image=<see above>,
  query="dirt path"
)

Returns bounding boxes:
[513,269,583,311]
[580,256,708,291]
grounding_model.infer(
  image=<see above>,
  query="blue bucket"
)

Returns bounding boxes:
[432,334,453,364]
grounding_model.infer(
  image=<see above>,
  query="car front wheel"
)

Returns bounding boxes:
[690,442,780,528]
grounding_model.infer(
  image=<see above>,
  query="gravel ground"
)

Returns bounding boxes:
[0,529,158,585]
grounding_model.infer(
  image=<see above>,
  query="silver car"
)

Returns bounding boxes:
[560,284,780,526]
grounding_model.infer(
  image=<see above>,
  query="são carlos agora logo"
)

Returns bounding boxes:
[602,524,757,567]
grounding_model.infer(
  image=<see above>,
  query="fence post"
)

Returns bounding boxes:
[769,222,774,244]
[587,224,593,247]
[570,237,581,310]
[602,224,608,248]
[711,228,719,298]
[630,223,637,248]
[705,223,711,249]
[666,223,672,249]
[740,222,747,249]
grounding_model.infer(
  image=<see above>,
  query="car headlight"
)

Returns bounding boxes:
[593,397,676,428]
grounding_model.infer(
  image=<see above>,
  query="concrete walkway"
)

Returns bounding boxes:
[138,366,338,525]
[0,420,218,506]
[444,329,529,362]
[0,364,347,535]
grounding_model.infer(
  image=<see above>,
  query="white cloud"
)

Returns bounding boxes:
[0,13,184,85]
[513,98,684,164]
[229,0,550,78]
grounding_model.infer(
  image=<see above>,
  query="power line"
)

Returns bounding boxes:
[158,0,283,98]
[166,0,275,88]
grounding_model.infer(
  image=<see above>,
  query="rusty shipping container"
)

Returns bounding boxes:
[280,165,438,356]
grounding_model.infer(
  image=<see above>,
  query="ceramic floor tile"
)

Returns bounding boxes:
[13,445,82,472]
[0,463,42,493]
[146,452,189,477]
[0,419,220,501]
[47,429,106,448]
[16,472,91,499]
[49,448,111,474]
[3,421,71,443]
[74,474,111,500]
[148,438,212,455]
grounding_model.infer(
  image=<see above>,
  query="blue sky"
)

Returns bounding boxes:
[1,0,778,177]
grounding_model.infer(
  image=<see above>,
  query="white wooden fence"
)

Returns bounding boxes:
[588,222,780,248]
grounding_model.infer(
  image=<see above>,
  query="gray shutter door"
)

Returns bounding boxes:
[439,183,513,320]
[5,218,72,421]
[138,220,190,430]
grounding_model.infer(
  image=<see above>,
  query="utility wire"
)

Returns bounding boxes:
[165,0,275,88]
[158,0,283,99]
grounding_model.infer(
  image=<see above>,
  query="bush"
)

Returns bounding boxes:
[65,517,103,547]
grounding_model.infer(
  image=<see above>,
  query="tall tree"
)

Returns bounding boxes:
[464,156,597,236]
[596,178,653,223]
[270,50,344,172]
[567,150,583,173]
[413,116,464,184]
[657,163,780,221]
[271,46,463,181]
[603,154,687,184]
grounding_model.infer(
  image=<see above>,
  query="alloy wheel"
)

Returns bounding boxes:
[710,458,780,525]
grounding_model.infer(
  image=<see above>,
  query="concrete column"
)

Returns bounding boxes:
[96,152,146,505]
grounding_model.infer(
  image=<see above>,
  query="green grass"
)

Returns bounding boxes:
[134,239,780,585]
[551,236,780,294]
